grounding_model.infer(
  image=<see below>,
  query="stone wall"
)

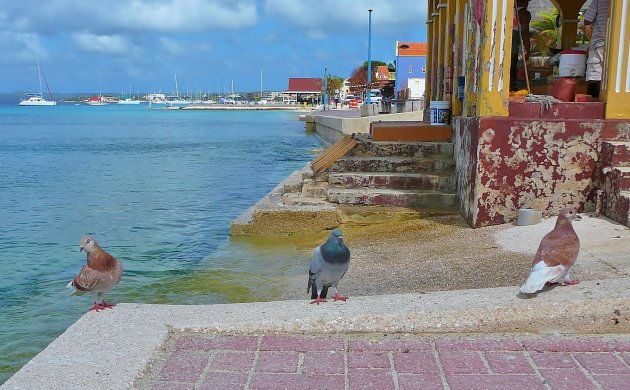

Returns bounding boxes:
[453,116,627,227]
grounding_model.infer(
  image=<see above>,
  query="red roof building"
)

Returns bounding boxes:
[284,78,323,105]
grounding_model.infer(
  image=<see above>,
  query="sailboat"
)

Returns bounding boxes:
[166,74,190,107]
[19,56,56,106]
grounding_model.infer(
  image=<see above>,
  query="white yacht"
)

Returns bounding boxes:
[19,56,56,106]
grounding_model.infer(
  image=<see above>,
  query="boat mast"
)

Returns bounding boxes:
[37,55,43,97]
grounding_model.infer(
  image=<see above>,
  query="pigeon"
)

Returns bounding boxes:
[67,236,124,311]
[307,228,351,305]
[519,207,581,294]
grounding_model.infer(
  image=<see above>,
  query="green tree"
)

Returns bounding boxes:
[348,60,387,94]
[324,74,344,98]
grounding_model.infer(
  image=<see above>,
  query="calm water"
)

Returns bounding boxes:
[0,99,322,383]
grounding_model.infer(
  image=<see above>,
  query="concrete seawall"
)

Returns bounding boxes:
[3,279,628,389]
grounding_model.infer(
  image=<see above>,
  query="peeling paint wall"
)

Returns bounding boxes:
[452,116,630,227]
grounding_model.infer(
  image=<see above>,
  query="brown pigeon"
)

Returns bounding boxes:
[519,207,581,294]
[67,236,124,311]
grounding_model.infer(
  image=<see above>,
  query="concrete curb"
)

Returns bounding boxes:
[2,278,628,389]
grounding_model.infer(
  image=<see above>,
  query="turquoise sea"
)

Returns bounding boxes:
[0,96,323,383]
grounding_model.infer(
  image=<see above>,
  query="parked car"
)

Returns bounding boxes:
[343,95,355,104]
[368,89,382,103]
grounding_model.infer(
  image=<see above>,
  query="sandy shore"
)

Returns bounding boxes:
[284,207,628,299]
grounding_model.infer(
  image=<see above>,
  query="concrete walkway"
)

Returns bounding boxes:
[3,278,628,389]
[146,333,630,389]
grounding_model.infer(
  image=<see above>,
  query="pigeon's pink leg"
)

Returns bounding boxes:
[310,295,327,305]
[100,300,116,309]
[562,279,580,285]
[333,292,348,302]
[88,302,102,312]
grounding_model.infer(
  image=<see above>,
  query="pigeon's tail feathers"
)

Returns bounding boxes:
[519,261,567,294]
[66,280,78,296]
[307,271,314,294]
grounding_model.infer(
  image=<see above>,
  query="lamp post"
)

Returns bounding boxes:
[323,67,327,110]
[367,9,373,105]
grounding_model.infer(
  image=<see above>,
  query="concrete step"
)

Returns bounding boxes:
[328,172,457,192]
[349,140,454,158]
[604,190,630,227]
[602,141,630,168]
[328,157,456,173]
[327,188,458,208]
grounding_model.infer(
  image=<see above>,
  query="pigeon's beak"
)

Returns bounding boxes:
[575,214,582,221]
[79,246,84,253]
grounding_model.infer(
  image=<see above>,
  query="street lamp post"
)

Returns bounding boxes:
[367,9,373,106]
[323,67,327,111]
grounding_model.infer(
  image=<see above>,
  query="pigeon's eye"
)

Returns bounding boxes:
[86,239,91,243]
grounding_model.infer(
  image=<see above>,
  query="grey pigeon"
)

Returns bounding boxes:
[67,236,124,312]
[520,207,581,294]
[307,228,350,305]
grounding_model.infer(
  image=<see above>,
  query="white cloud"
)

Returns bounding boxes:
[1,0,258,34]
[265,0,427,38]
[72,33,133,56]
[0,32,48,64]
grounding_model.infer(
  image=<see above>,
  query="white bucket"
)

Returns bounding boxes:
[430,101,450,125]
[559,50,586,77]
[517,208,542,226]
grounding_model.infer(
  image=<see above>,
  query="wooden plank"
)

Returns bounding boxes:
[312,136,357,175]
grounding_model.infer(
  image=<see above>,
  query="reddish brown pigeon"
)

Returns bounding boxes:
[67,236,124,311]
[519,207,581,294]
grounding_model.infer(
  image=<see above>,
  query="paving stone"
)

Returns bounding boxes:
[249,373,345,390]
[446,374,546,390]
[348,370,395,390]
[392,351,439,374]
[397,373,444,390]
[348,338,431,352]
[199,372,248,390]
[529,351,577,369]
[348,351,390,369]
[158,351,209,383]
[522,336,614,352]
[539,368,598,390]
[573,352,630,375]
[302,351,344,375]
[153,382,195,390]
[259,335,343,352]
[209,351,255,372]
[175,335,258,351]
[609,338,630,352]
[483,351,534,374]
[255,351,299,373]
[622,352,630,365]
[435,337,524,351]
[439,350,487,374]
[593,374,630,390]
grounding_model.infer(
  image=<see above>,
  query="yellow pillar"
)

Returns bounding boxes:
[476,0,514,117]
[425,1,434,107]
[452,0,466,116]
[443,0,456,106]
[463,1,479,117]
[603,0,630,119]
[431,2,440,101]
[437,2,446,100]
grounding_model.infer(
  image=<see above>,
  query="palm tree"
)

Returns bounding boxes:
[530,9,560,57]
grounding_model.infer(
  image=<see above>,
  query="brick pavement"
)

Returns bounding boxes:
[149,334,630,390]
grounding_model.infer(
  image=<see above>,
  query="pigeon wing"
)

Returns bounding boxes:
[533,229,580,268]
[70,265,109,292]
[307,246,323,293]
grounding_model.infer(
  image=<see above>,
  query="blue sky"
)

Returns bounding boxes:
[0,0,427,95]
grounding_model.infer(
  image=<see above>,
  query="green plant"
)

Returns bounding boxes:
[530,9,559,56]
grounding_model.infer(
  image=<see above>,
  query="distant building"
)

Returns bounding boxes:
[395,42,427,100]
[375,65,396,98]
[284,78,323,105]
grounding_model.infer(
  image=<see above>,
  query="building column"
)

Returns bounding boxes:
[476,0,514,117]
[604,0,630,119]
[425,1,435,109]
[452,0,467,116]
[436,2,447,100]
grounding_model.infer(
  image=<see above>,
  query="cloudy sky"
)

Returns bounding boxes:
[0,0,427,95]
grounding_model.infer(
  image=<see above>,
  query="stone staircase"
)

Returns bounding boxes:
[601,140,630,226]
[318,136,458,209]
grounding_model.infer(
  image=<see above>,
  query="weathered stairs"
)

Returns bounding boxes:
[601,140,630,226]
[321,135,458,209]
